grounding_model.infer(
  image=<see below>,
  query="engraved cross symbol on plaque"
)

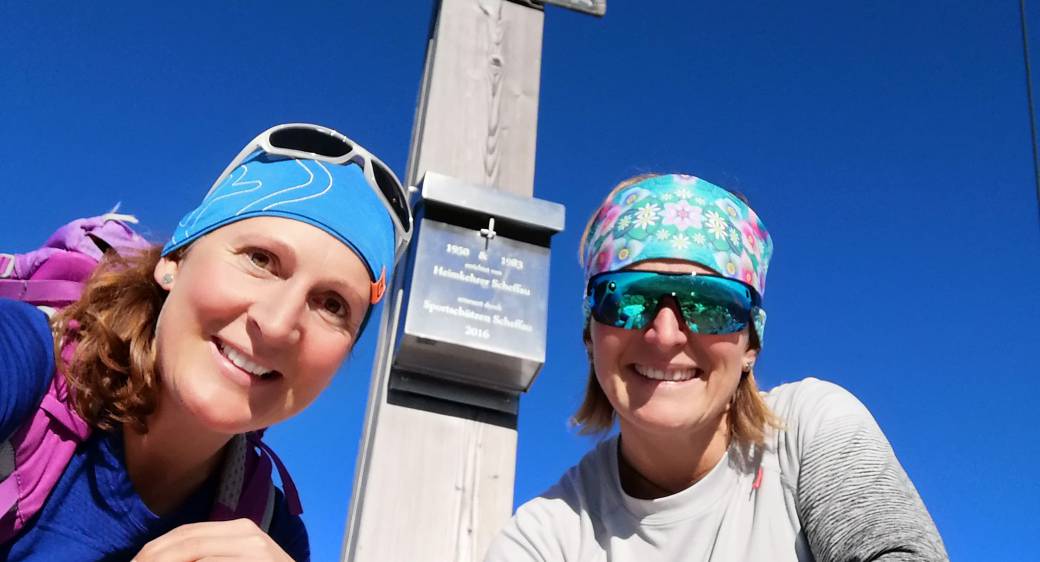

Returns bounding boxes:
[480,217,497,251]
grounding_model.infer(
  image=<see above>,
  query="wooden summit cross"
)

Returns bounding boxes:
[341,1,604,561]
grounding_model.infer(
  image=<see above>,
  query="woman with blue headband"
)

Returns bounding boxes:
[486,174,947,561]
[0,124,410,561]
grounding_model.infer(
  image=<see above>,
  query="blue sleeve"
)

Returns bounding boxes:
[0,298,55,441]
[268,488,310,562]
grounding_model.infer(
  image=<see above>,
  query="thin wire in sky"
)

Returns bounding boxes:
[1019,0,1040,228]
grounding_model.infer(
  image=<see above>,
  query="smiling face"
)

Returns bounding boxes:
[151,216,371,436]
[589,259,758,439]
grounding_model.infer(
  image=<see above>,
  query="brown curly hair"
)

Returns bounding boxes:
[573,174,781,444]
[51,244,179,433]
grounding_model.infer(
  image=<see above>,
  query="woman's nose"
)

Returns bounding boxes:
[643,300,689,348]
[247,284,305,347]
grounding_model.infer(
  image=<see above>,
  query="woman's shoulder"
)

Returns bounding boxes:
[0,297,52,333]
[760,380,949,559]
[0,298,56,439]
[764,377,877,432]
[0,298,54,364]
[761,377,887,479]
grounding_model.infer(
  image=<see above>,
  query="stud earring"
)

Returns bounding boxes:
[161,273,174,286]
[742,362,754,374]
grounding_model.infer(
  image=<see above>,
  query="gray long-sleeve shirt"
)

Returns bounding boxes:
[485,378,947,561]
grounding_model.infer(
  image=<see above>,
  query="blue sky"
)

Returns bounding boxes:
[2,1,1038,560]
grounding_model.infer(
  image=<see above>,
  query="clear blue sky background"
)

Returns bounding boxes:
[2,2,1038,560]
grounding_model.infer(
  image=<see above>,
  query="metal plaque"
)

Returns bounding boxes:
[394,219,550,392]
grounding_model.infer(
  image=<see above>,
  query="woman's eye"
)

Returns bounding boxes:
[248,250,274,270]
[318,295,350,319]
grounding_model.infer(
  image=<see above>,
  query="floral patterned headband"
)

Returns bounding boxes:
[581,174,773,338]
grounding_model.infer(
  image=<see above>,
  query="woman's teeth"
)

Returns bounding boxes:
[218,342,273,378]
[634,365,699,382]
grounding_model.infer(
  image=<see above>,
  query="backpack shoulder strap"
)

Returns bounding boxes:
[210,432,302,532]
[0,357,91,543]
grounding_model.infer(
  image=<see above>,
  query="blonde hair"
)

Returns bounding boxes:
[573,173,781,444]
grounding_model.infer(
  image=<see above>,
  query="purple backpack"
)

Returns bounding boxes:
[0,213,301,544]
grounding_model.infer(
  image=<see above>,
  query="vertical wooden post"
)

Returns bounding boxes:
[342,1,543,560]
[407,0,544,195]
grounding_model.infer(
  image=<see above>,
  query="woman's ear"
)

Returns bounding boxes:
[154,256,179,290]
[742,347,759,373]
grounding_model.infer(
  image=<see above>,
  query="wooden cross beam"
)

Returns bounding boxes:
[507,0,606,17]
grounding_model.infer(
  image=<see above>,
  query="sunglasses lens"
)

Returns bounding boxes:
[269,127,353,158]
[588,272,755,334]
[370,159,411,235]
[588,275,658,329]
[673,277,753,334]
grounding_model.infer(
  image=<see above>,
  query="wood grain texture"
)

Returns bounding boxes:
[344,1,544,560]
[407,0,543,196]
[349,402,518,562]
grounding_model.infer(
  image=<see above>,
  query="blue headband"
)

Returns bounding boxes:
[163,151,396,311]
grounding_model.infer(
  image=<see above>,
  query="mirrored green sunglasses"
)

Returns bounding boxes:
[585,270,763,334]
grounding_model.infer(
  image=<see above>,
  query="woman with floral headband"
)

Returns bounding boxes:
[0,124,410,561]
[485,174,946,561]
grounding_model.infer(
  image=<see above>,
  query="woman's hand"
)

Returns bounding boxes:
[131,519,294,562]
